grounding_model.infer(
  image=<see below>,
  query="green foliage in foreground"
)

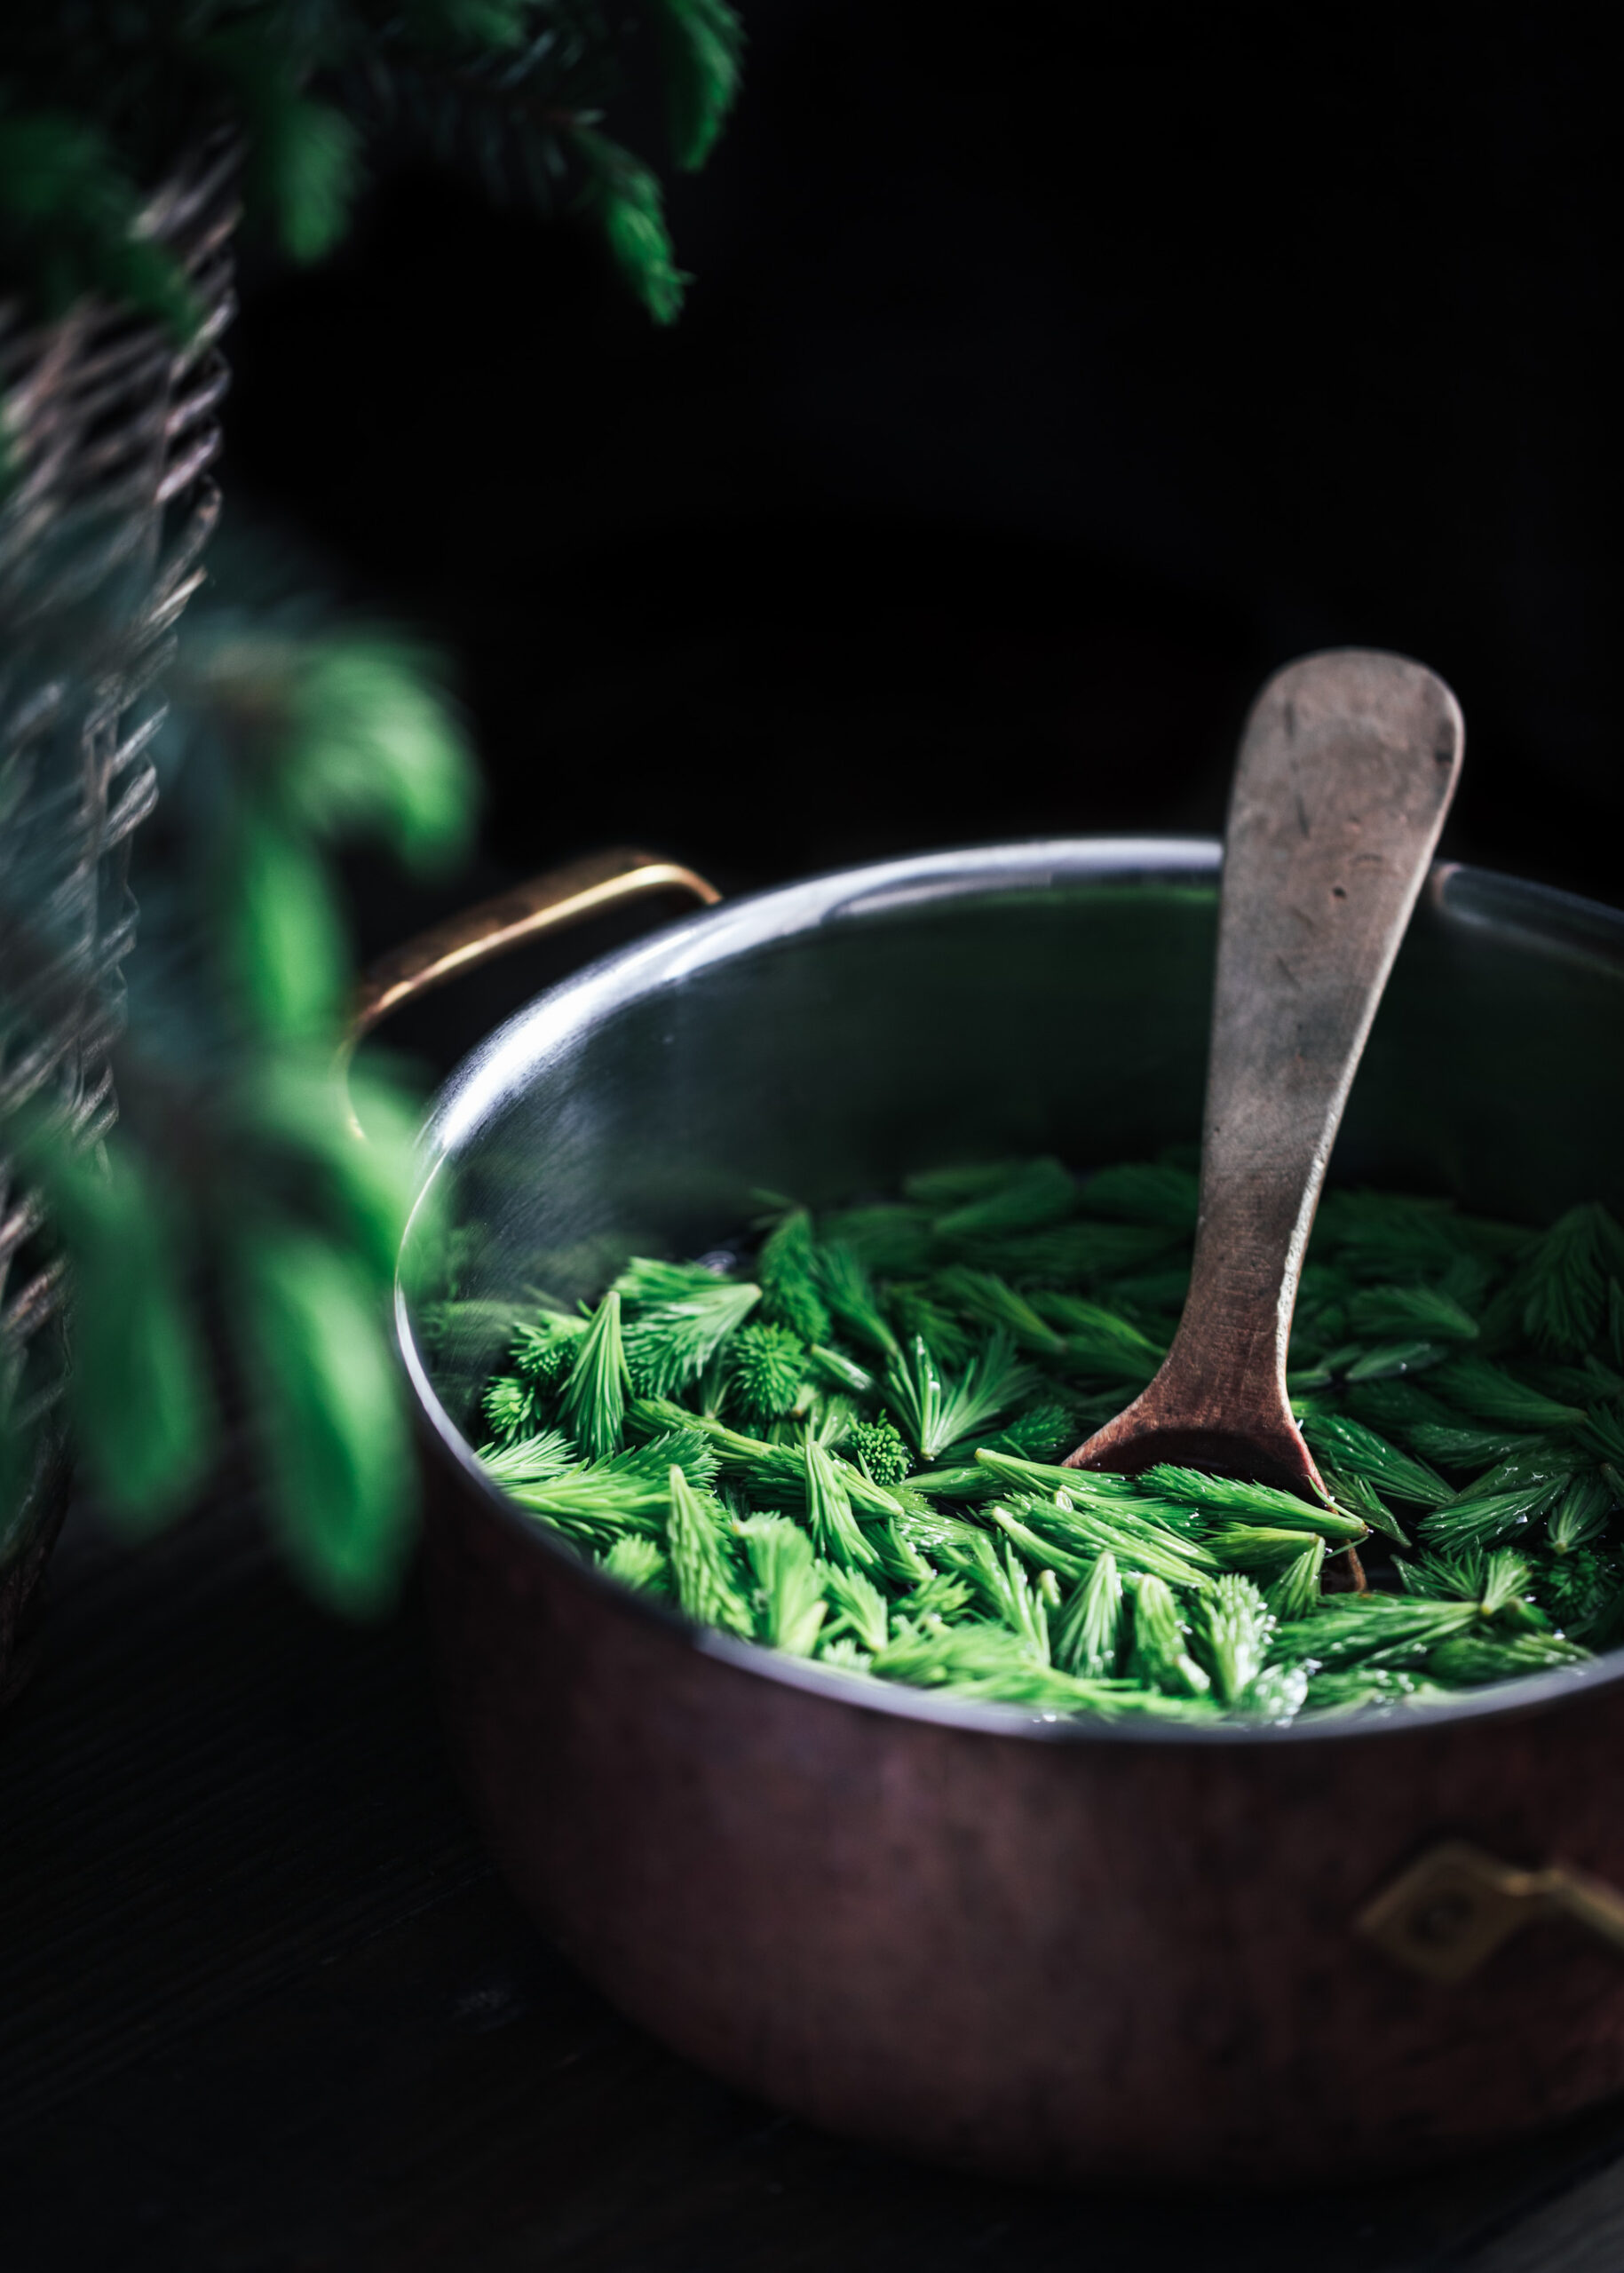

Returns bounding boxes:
[477,1163,1624,1723]
[0,0,743,359]
[2,542,479,1612]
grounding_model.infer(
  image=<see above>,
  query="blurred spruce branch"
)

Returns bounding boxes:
[0,0,744,338]
[0,2,743,1608]
[4,527,479,1612]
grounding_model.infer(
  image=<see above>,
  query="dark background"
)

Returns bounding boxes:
[224,0,1620,980]
[10,20,1624,2263]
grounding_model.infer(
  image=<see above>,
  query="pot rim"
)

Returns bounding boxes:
[399,834,1624,1751]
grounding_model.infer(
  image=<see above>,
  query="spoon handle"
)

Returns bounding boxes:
[1073,649,1463,1489]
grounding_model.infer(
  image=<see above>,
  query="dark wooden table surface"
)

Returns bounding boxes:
[6,1492,1624,2273]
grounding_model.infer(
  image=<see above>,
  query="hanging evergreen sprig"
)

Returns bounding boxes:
[0,553,483,1611]
[0,0,745,343]
[8,1123,215,1532]
[645,0,745,172]
[0,104,202,337]
[566,123,688,324]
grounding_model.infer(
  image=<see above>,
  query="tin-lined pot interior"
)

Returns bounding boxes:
[406,844,1624,1433]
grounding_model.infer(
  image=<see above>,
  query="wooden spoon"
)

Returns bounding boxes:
[1063,649,1463,1505]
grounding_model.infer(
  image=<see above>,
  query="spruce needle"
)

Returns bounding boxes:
[559,1287,630,1460]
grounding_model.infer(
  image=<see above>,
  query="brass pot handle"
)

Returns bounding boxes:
[351,845,722,1045]
[1357,1840,1624,1984]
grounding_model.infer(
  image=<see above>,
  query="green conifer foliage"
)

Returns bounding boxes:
[1,7,744,1601]
[0,0,744,345]
[757,1208,831,1344]
[727,1321,807,1423]
[476,1166,1624,1724]
[847,1415,913,1489]
[3,567,482,1609]
[559,1289,630,1459]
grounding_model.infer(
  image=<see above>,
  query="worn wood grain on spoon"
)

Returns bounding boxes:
[1064,649,1464,1540]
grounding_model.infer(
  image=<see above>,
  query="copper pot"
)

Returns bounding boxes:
[386,839,1624,2183]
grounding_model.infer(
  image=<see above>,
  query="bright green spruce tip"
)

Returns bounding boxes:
[473,1163,1624,1725]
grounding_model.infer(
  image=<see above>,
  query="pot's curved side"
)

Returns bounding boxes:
[423,1451,1624,2184]
[407,842,1624,2182]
